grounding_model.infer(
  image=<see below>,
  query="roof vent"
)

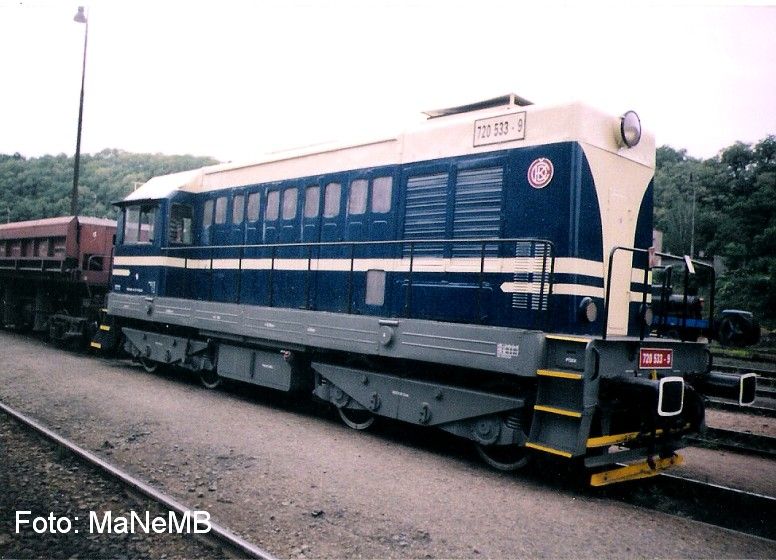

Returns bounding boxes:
[423,93,533,119]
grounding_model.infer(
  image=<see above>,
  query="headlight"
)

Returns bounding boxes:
[619,110,642,148]
[579,297,598,323]
[642,304,653,326]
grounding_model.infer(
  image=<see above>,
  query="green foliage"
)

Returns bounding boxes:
[655,136,776,328]
[0,149,218,222]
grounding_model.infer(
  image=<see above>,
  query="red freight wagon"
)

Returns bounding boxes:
[0,216,116,343]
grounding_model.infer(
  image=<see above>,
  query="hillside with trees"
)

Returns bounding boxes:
[1,138,774,327]
[0,149,218,223]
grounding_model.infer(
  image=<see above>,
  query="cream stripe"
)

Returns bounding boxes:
[112,255,605,276]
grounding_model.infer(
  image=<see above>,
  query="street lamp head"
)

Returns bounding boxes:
[74,6,87,24]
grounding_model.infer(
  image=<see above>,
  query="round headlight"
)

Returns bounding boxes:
[619,110,641,148]
[579,297,598,323]
[641,304,653,327]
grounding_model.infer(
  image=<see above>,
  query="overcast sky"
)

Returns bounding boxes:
[1,1,775,163]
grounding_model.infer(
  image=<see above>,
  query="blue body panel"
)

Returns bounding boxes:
[112,141,634,336]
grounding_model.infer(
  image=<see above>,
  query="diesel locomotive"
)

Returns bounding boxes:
[93,94,756,485]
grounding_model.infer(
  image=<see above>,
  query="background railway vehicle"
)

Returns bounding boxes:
[651,262,761,346]
[0,216,115,345]
[93,94,757,485]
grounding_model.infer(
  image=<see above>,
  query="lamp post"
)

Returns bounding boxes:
[71,6,88,217]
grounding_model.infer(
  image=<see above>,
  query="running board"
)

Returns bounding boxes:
[589,454,683,486]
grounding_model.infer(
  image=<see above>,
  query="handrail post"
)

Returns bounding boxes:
[639,263,649,340]
[236,245,243,304]
[405,241,415,318]
[268,245,276,307]
[707,267,716,341]
[305,245,312,310]
[477,240,486,323]
[602,247,619,340]
[681,263,690,342]
[208,247,214,301]
[347,243,355,314]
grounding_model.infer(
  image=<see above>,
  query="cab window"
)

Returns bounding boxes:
[169,204,193,244]
[123,204,156,244]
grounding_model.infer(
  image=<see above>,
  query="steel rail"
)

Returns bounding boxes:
[601,467,776,541]
[0,400,277,560]
[706,398,776,418]
[686,427,776,460]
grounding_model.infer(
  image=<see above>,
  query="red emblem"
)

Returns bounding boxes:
[527,158,554,189]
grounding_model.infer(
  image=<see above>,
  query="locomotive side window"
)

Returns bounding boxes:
[203,199,214,227]
[365,269,386,306]
[123,204,156,244]
[124,206,140,244]
[348,179,368,215]
[266,191,280,221]
[232,194,245,224]
[282,188,298,220]
[138,205,156,243]
[371,177,393,213]
[247,192,261,222]
[215,196,227,225]
[304,185,320,218]
[169,204,193,245]
[323,182,341,218]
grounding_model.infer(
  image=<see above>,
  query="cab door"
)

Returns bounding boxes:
[344,173,397,314]
[315,177,348,312]
[300,183,323,309]
[273,186,302,308]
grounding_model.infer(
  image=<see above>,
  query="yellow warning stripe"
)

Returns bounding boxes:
[537,369,583,380]
[525,442,574,458]
[587,428,669,448]
[546,334,592,344]
[534,404,582,418]
[590,454,683,486]
[587,431,641,448]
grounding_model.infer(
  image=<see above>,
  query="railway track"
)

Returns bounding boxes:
[0,400,277,560]
[687,427,776,460]
[600,470,776,541]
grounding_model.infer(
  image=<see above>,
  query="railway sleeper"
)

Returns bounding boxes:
[312,362,527,447]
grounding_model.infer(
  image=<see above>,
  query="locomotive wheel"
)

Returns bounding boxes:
[337,407,375,430]
[140,358,158,373]
[199,369,222,389]
[475,443,530,471]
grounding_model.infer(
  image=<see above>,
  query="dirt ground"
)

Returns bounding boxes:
[0,331,774,559]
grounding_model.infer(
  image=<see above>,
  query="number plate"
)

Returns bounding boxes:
[473,112,526,147]
[639,348,674,370]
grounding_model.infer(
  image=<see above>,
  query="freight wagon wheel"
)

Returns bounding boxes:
[337,407,375,430]
[199,369,222,390]
[475,443,530,471]
[140,358,158,373]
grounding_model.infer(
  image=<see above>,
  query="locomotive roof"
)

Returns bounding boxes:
[127,95,655,201]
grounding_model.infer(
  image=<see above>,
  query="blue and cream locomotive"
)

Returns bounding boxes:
[98,95,755,485]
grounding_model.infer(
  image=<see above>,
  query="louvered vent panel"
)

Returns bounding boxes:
[453,167,503,256]
[403,173,448,256]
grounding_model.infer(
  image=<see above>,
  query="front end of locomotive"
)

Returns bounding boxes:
[522,108,757,485]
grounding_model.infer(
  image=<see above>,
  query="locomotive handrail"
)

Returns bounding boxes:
[602,246,715,341]
[152,237,555,322]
